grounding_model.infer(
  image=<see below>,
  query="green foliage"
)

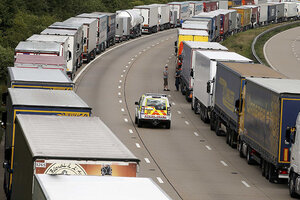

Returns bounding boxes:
[0,45,13,81]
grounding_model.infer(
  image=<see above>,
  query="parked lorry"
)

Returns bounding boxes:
[211,9,230,39]
[193,12,221,41]
[77,13,108,53]
[93,12,116,47]
[116,9,143,40]
[239,78,300,184]
[32,175,172,200]
[287,113,300,198]
[152,4,171,30]
[26,34,72,71]
[243,5,259,27]
[63,17,98,62]
[15,41,62,57]
[228,0,242,8]
[203,1,218,12]
[188,1,204,16]
[11,115,140,200]
[193,50,252,123]
[14,54,67,73]
[134,5,159,33]
[258,3,276,25]
[219,0,229,10]
[7,67,74,90]
[179,41,228,103]
[231,6,252,30]
[182,20,213,41]
[227,9,238,34]
[211,62,286,148]
[2,88,92,197]
[268,2,284,23]
[176,29,210,51]
[168,2,190,27]
[284,2,298,20]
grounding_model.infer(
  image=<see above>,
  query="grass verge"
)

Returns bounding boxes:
[221,21,300,63]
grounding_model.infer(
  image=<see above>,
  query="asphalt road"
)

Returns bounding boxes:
[264,26,300,79]
[75,29,294,200]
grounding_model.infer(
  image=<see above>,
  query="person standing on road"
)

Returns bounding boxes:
[175,68,181,91]
[163,65,170,91]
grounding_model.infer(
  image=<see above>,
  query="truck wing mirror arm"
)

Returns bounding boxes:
[135,101,139,105]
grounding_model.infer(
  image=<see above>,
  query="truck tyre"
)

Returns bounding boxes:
[230,131,237,149]
[166,121,171,129]
[210,112,216,131]
[246,147,255,165]
[215,118,222,136]
[262,159,266,177]
[238,142,245,158]
[226,128,230,144]
[87,54,91,63]
[268,164,277,183]
[181,83,186,95]
[289,172,299,198]
[203,108,210,123]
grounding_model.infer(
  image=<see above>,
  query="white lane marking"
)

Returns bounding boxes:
[118,86,121,89]
[119,80,122,83]
[194,132,199,136]
[169,56,172,59]
[124,118,128,122]
[131,58,134,60]
[185,121,189,125]
[205,145,212,150]
[177,111,181,114]
[166,60,169,63]
[147,46,151,49]
[144,158,150,163]
[129,129,133,134]
[123,69,126,72]
[172,102,175,106]
[121,74,123,77]
[121,108,125,112]
[156,42,159,45]
[135,55,138,57]
[128,61,131,64]
[168,95,171,97]
[119,100,122,103]
[157,177,164,184]
[152,44,155,47]
[136,143,141,148]
[298,58,300,60]
[166,38,169,40]
[139,52,142,54]
[242,181,250,188]
[220,161,228,167]
[74,29,175,83]
[143,49,146,51]
[118,92,121,96]
[161,40,164,42]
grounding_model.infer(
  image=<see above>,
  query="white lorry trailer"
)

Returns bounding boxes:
[284,2,298,20]
[116,9,143,40]
[32,175,172,200]
[188,1,204,16]
[10,115,140,200]
[14,54,67,73]
[63,17,97,63]
[168,2,190,27]
[151,4,171,30]
[26,34,72,71]
[15,41,62,57]
[134,5,159,33]
[179,41,228,103]
[76,13,108,53]
[193,50,252,123]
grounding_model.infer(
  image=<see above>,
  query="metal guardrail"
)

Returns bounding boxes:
[251,21,300,65]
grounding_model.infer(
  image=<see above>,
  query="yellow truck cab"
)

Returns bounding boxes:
[135,93,171,129]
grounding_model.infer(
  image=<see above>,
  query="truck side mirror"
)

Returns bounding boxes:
[83,37,87,44]
[135,102,139,105]
[206,81,211,94]
[1,111,7,129]
[286,127,296,144]
[174,41,177,47]
[67,51,72,61]
[4,147,12,162]
[235,99,240,113]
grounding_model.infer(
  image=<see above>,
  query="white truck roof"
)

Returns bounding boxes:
[64,17,97,25]
[15,54,66,66]
[15,41,61,53]
[49,22,83,30]
[178,29,208,36]
[195,50,252,62]
[168,2,189,5]
[8,67,72,84]
[8,88,89,108]
[77,13,106,19]
[17,115,139,161]
[34,175,171,199]
[247,78,300,94]
[182,22,208,30]
[41,28,77,36]
[27,34,69,43]
[183,41,228,51]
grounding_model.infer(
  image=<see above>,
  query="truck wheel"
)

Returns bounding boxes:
[289,172,299,198]
[261,159,266,177]
[268,164,277,183]
[166,121,171,129]
[226,128,230,144]
[238,142,245,158]
[87,54,91,63]
[215,118,222,136]
[230,131,237,149]
[210,112,216,131]
[203,108,210,124]
[181,83,186,95]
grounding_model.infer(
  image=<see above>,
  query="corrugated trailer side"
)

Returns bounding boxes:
[241,78,300,182]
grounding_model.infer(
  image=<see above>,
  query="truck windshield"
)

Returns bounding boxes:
[146,99,166,110]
